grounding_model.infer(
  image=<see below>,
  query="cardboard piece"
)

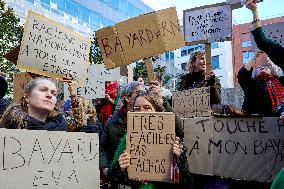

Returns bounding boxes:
[172,87,211,118]
[13,72,33,103]
[17,11,90,85]
[205,43,212,74]
[144,58,156,81]
[183,116,284,182]
[64,64,120,100]
[4,46,20,65]
[96,7,185,69]
[183,3,232,43]
[0,129,99,189]
[126,112,175,182]
[251,21,284,51]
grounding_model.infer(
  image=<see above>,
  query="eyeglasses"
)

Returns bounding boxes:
[133,105,153,112]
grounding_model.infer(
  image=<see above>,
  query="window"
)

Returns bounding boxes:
[27,0,35,4]
[241,33,251,47]
[100,17,111,28]
[181,62,187,71]
[111,0,119,10]
[242,51,254,64]
[211,55,220,69]
[65,0,78,18]
[51,0,64,12]
[78,5,89,24]
[127,3,135,17]
[40,0,50,5]
[181,47,188,57]
[90,11,100,28]
[119,0,127,13]
[211,42,219,49]
[242,41,252,48]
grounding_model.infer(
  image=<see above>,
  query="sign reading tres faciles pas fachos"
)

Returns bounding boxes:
[0,129,99,189]
[95,7,185,69]
[183,3,232,43]
[17,11,91,85]
[126,112,175,182]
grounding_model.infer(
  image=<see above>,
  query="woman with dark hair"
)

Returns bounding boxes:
[106,93,192,189]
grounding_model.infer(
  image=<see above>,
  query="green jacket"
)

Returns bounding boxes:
[252,27,284,70]
[271,167,284,189]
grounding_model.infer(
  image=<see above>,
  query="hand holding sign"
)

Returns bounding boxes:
[118,150,131,171]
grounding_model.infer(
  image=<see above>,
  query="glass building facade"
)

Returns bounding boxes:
[4,0,153,37]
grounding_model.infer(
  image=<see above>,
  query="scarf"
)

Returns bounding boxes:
[258,75,284,111]
[109,134,155,189]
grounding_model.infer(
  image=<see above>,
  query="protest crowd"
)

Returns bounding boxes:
[0,0,284,188]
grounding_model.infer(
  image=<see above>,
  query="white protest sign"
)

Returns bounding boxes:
[172,87,211,118]
[126,112,175,182]
[0,129,99,189]
[251,21,284,50]
[183,116,284,182]
[17,11,90,85]
[184,3,232,43]
[64,64,120,100]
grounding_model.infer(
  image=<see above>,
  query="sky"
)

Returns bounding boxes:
[143,0,284,24]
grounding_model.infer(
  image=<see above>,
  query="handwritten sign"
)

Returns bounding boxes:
[17,11,90,85]
[172,87,211,118]
[0,129,99,188]
[251,21,284,50]
[126,112,175,182]
[96,7,184,69]
[183,3,232,43]
[64,64,120,100]
[183,116,284,182]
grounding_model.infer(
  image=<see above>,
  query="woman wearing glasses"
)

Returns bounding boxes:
[107,93,192,189]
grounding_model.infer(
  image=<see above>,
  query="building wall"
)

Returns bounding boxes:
[4,0,153,37]
[232,16,284,86]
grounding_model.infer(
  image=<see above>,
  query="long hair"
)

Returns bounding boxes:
[188,50,205,74]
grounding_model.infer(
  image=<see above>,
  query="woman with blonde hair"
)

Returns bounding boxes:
[177,50,221,105]
[0,77,99,132]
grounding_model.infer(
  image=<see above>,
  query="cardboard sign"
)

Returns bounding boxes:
[13,72,33,103]
[0,129,99,188]
[13,72,64,103]
[96,7,184,69]
[64,64,120,100]
[4,45,20,65]
[17,11,90,85]
[183,116,284,182]
[172,87,211,118]
[183,3,232,43]
[126,112,175,182]
[251,21,284,50]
